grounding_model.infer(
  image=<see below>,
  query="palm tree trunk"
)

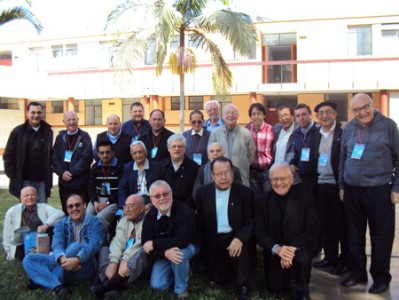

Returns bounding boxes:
[179,72,185,133]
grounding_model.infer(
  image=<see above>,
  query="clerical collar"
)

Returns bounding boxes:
[67,129,79,135]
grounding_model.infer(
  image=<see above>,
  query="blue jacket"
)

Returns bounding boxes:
[52,214,104,264]
[182,129,211,166]
[118,160,159,207]
[52,129,93,190]
[121,119,151,141]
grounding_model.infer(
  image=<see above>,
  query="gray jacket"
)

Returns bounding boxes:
[339,110,399,192]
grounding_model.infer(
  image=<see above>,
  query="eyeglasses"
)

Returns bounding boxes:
[271,176,291,183]
[98,150,112,155]
[351,103,371,114]
[278,113,292,120]
[316,110,334,117]
[67,203,83,210]
[150,191,171,200]
[191,120,203,125]
[213,170,232,178]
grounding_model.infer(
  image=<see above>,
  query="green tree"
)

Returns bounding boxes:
[0,0,42,33]
[105,0,257,132]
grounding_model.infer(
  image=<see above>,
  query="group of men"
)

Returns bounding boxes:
[2,93,399,300]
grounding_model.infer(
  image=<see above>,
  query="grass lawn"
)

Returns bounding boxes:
[0,187,284,299]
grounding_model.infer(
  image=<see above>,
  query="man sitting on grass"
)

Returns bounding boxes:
[91,194,148,299]
[22,193,104,298]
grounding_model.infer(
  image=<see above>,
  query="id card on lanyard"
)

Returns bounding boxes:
[351,125,368,160]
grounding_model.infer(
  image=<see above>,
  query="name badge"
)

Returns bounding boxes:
[151,147,158,158]
[351,143,365,160]
[300,148,310,162]
[125,237,135,250]
[319,153,329,166]
[193,153,202,165]
[100,182,111,196]
[64,150,73,162]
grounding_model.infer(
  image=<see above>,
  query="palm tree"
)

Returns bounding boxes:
[105,0,257,133]
[0,0,42,33]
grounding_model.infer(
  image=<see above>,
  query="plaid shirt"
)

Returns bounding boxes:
[249,122,275,169]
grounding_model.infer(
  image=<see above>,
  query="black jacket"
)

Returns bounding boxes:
[52,129,93,190]
[4,120,53,198]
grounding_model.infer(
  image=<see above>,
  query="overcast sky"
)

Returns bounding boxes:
[0,0,399,42]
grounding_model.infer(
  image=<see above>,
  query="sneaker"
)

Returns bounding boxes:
[177,289,189,300]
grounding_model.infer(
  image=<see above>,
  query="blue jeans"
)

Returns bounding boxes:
[23,242,97,290]
[150,243,198,294]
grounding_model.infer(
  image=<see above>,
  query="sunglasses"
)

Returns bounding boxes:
[191,120,203,125]
[150,191,171,200]
[67,203,83,210]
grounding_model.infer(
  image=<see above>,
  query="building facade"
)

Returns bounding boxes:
[0,14,398,150]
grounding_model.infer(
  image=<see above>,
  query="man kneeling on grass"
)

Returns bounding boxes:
[22,193,104,298]
[91,194,149,299]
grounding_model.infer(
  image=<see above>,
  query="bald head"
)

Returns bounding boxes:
[63,110,79,132]
[20,186,38,209]
[124,194,146,222]
[222,104,239,129]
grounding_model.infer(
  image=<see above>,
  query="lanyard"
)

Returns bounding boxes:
[357,125,369,144]
[101,165,110,180]
[23,211,34,227]
[320,132,333,154]
[152,133,161,148]
[133,123,142,137]
[192,134,203,153]
[66,133,78,151]
[300,132,313,148]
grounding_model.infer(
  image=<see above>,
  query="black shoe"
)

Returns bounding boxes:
[26,279,40,290]
[329,264,349,275]
[341,275,367,287]
[312,258,337,268]
[237,284,251,300]
[368,283,389,294]
[90,285,106,299]
[54,285,70,299]
[297,291,311,300]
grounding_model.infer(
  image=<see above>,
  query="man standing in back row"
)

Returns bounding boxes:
[53,111,93,213]
[339,93,399,294]
[122,102,151,141]
[4,102,53,203]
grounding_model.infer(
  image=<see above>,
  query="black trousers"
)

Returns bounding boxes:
[263,248,312,294]
[317,183,347,264]
[209,232,254,286]
[344,184,394,284]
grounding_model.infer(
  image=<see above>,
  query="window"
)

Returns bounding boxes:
[170,36,179,49]
[74,100,79,113]
[52,45,63,58]
[263,33,297,84]
[100,42,115,67]
[347,25,372,56]
[171,97,180,110]
[66,44,78,56]
[382,23,399,38]
[37,101,47,119]
[85,99,102,125]
[30,47,44,71]
[324,93,348,122]
[145,40,156,65]
[52,101,63,113]
[0,51,12,66]
[0,97,19,109]
[188,96,203,110]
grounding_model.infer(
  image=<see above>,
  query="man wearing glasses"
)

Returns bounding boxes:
[22,194,104,298]
[255,163,319,300]
[312,101,348,276]
[142,180,198,300]
[204,100,224,132]
[183,110,211,166]
[91,194,148,299]
[4,102,53,203]
[196,157,255,300]
[339,93,399,294]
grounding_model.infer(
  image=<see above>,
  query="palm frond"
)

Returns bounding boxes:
[153,0,182,75]
[0,7,42,33]
[188,29,231,94]
[104,0,145,32]
[112,32,146,72]
[196,9,257,57]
